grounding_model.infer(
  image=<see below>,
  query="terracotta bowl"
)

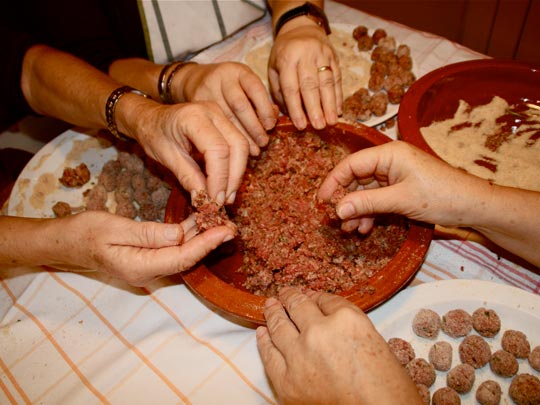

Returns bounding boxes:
[398,58,540,156]
[165,117,433,327]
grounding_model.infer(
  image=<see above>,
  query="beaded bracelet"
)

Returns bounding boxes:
[105,86,150,142]
[157,61,196,104]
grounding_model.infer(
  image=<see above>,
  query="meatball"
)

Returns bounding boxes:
[509,373,540,405]
[369,91,388,117]
[59,163,91,188]
[412,308,441,339]
[432,387,461,405]
[416,383,430,405]
[476,380,502,405]
[459,335,491,369]
[377,35,396,52]
[501,329,531,358]
[489,349,518,378]
[52,201,72,218]
[387,84,405,104]
[406,358,436,387]
[441,309,472,338]
[396,44,411,57]
[84,183,107,211]
[472,308,501,338]
[446,363,475,394]
[352,25,368,40]
[356,35,374,51]
[388,337,415,366]
[371,28,387,44]
[429,341,453,371]
[529,346,540,372]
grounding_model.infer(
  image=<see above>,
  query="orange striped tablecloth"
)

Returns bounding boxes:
[1,2,538,404]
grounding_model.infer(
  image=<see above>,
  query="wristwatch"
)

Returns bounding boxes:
[274,2,331,37]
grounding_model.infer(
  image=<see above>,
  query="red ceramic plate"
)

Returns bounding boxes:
[398,59,540,156]
[165,117,433,327]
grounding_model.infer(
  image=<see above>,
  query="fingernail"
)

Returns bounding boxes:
[216,191,225,205]
[262,118,276,130]
[265,297,279,308]
[314,117,325,129]
[223,234,234,243]
[294,117,306,130]
[337,202,355,219]
[164,225,180,241]
[226,191,237,205]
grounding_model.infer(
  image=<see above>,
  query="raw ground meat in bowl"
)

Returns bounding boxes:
[165,116,433,327]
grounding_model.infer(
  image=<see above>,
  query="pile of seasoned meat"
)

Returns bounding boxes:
[343,26,416,122]
[229,129,408,297]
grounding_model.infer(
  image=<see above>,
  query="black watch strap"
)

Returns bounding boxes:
[274,2,331,37]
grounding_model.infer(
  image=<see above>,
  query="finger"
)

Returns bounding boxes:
[238,73,277,135]
[278,63,307,130]
[307,290,364,317]
[159,147,208,198]
[129,225,236,282]
[319,61,340,125]
[298,63,325,129]
[318,148,383,201]
[214,120,250,204]
[331,58,343,116]
[278,287,325,333]
[268,68,286,113]
[216,99,261,157]
[335,185,408,220]
[263,296,300,354]
[256,326,287,386]
[221,79,266,152]
[109,218,185,247]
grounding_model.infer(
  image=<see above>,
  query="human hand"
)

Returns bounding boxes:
[269,24,342,130]
[318,141,489,233]
[176,62,279,154]
[125,99,251,205]
[256,288,421,405]
[47,211,235,286]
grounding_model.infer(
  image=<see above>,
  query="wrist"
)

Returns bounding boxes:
[158,61,198,104]
[273,2,331,37]
[113,90,156,143]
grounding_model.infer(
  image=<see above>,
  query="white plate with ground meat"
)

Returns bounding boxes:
[242,22,417,128]
[369,279,540,404]
[8,129,117,218]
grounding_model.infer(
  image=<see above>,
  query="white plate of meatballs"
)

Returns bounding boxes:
[369,279,540,404]
[242,22,417,128]
[8,129,171,222]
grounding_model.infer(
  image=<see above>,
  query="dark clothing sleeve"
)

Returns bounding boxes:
[0,0,147,131]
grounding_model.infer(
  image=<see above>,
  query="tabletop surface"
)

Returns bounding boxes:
[1,2,539,404]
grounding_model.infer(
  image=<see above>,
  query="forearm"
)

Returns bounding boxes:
[465,183,540,267]
[21,45,158,143]
[21,45,117,129]
[0,216,61,269]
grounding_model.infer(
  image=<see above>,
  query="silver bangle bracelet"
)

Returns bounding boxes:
[105,86,150,142]
[157,61,196,104]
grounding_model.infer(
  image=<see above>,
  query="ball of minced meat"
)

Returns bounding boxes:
[529,346,540,372]
[447,363,475,394]
[429,341,453,371]
[472,308,501,338]
[509,373,540,405]
[476,380,502,405]
[406,358,436,387]
[387,337,415,366]
[489,349,518,378]
[459,335,491,369]
[432,387,461,405]
[412,308,441,339]
[442,309,472,338]
[501,329,531,359]
[415,384,430,405]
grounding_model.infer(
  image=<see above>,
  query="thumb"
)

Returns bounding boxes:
[121,221,184,248]
[336,185,407,220]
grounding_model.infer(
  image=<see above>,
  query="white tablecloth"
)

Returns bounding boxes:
[1,2,538,404]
